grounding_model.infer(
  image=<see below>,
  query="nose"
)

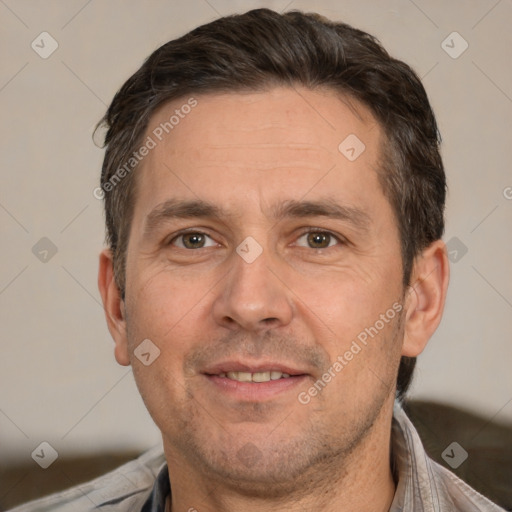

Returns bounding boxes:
[211,245,294,333]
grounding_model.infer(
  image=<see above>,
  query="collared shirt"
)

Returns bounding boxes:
[8,402,505,511]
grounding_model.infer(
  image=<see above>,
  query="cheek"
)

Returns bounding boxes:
[315,309,404,411]
[290,264,400,349]
[290,262,405,407]
[130,353,193,440]
[125,273,203,417]
[127,264,213,343]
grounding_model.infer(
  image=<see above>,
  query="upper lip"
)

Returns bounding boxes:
[203,360,308,376]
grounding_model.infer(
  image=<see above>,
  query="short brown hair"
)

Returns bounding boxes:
[96,8,446,399]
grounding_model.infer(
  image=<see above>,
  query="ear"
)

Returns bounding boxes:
[401,239,450,357]
[98,249,130,366]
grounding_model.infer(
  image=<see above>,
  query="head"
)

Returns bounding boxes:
[97,8,449,496]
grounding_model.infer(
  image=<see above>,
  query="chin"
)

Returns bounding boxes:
[173,425,350,499]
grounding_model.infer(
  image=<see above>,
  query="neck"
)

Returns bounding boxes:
[164,404,396,512]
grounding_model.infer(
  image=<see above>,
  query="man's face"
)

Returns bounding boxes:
[121,87,405,487]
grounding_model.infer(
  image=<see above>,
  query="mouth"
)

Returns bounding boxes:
[202,362,309,400]
[216,370,292,382]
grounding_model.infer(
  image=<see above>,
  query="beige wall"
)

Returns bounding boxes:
[1,0,511,464]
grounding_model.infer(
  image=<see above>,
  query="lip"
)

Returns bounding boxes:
[203,360,306,376]
[202,360,310,401]
[204,373,308,401]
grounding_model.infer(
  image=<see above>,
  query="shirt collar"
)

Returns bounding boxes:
[140,463,169,512]
[389,400,441,511]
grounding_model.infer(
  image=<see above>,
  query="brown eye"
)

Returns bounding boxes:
[307,232,332,249]
[171,232,216,249]
[295,230,340,249]
[182,233,205,249]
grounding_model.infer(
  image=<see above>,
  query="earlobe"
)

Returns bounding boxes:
[401,240,450,357]
[98,249,131,366]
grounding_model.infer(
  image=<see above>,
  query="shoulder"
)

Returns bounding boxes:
[6,446,166,512]
[429,459,506,512]
[392,402,506,511]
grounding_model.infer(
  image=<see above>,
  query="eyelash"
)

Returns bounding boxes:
[168,228,346,250]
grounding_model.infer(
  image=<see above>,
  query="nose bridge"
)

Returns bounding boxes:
[212,239,293,331]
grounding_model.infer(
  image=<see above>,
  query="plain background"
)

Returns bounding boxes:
[1,0,511,467]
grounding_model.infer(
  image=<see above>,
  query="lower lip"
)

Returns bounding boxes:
[204,374,308,401]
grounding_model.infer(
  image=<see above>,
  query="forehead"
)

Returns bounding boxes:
[148,86,378,158]
[133,86,386,222]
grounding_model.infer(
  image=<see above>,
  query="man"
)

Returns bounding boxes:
[11,8,504,512]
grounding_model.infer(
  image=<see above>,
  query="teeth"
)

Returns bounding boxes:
[227,371,252,382]
[222,371,291,382]
[252,371,270,382]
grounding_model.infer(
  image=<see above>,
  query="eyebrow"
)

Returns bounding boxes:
[143,197,371,238]
[271,199,371,231]
[143,199,225,237]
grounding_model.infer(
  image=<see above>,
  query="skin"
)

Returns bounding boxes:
[98,86,449,512]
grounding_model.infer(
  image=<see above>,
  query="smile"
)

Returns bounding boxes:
[218,371,291,382]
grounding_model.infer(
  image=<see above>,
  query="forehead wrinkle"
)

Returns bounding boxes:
[187,142,333,158]
[178,142,335,173]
